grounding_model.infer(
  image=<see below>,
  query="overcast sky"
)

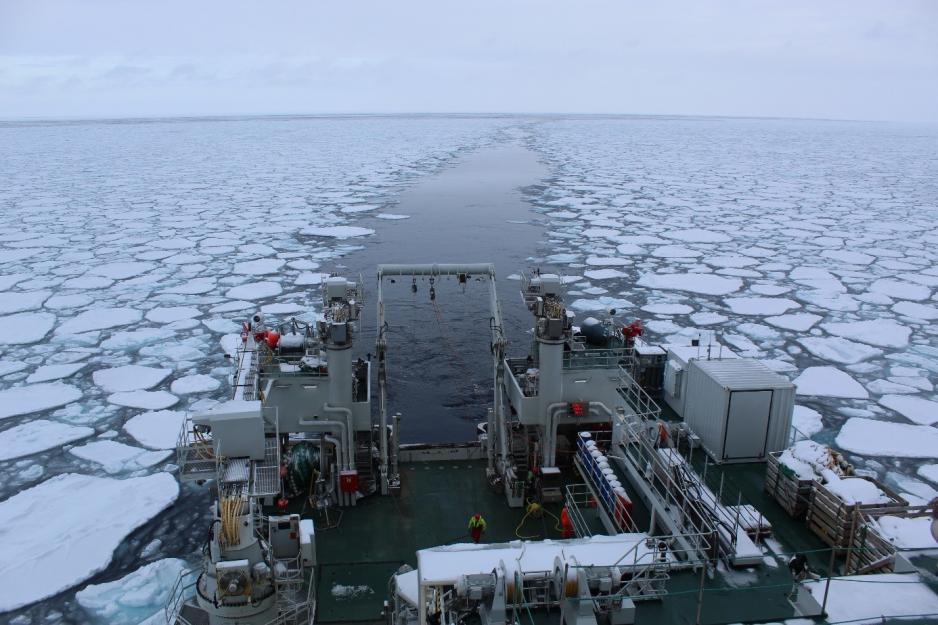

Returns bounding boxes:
[1,1,936,121]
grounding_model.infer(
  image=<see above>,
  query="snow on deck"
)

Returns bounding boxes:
[417,534,655,585]
[804,573,938,624]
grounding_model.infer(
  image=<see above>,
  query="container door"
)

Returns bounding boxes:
[723,390,772,460]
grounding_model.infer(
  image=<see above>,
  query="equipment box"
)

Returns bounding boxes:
[339,470,359,493]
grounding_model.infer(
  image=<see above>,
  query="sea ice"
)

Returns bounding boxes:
[225,281,283,300]
[869,278,930,301]
[0,383,83,421]
[69,440,172,473]
[797,336,882,364]
[820,250,874,265]
[124,410,187,449]
[25,363,86,383]
[300,226,375,239]
[641,303,693,315]
[764,313,821,331]
[0,360,28,376]
[145,307,201,323]
[836,418,938,457]
[56,308,142,335]
[0,312,56,344]
[637,273,742,296]
[584,268,626,280]
[170,374,221,394]
[233,258,285,275]
[0,290,51,314]
[791,405,824,438]
[793,367,868,398]
[76,558,188,625]
[661,228,730,243]
[918,464,938,485]
[820,319,910,349]
[93,365,173,393]
[723,297,799,316]
[877,395,938,425]
[891,301,938,320]
[0,472,179,611]
[107,390,179,410]
[0,420,94,461]
[88,261,156,280]
[376,213,411,220]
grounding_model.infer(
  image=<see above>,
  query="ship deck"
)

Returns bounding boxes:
[306,452,938,625]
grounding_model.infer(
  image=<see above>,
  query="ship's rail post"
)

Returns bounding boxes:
[163,566,200,625]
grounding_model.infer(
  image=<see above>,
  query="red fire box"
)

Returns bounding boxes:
[339,470,359,493]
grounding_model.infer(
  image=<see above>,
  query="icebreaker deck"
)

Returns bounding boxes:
[166,264,938,625]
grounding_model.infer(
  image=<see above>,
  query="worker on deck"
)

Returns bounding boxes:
[787,553,819,600]
[468,513,487,543]
[560,506,574,538]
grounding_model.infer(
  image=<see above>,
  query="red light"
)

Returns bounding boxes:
[570,402,586,417]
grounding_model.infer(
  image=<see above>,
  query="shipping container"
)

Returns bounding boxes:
[681,359,795,464]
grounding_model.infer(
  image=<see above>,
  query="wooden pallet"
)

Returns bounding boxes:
[845,503,932,574]
[764,452,814,519]
[806,477,908,550]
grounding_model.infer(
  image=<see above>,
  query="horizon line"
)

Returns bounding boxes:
[1,111,929,126]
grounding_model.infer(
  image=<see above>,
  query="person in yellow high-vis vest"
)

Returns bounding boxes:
[468,513,487,543]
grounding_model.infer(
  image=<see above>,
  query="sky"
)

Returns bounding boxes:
[1,1,936,122]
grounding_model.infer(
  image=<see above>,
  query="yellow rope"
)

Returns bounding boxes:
[515,499,563,539]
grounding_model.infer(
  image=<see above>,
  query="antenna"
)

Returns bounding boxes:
[706,333,712,361]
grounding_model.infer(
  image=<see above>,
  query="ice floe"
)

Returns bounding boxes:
[145,307,201,323]
[0,383,83,421]
[0,290,51,314]
[0,312,57,344]
[0,472,179,611]
[836,418,938,457]
[69,440,172,473]
[300,226,375,239]
[124,410,188,450]
[0,420,94,461]
[763,313,821,331]
[93,365,172,393]
[723,297,799,316]
[56,308,142,335]
[76,558,188,625]
[877,395,938,425]
[25,363,87,383]
[791,405,824,438]
[107,390,179,410]
[792,367,868,398]
[225,281,283,300]
[170,374,221,395]
[821,319,910,349]
[637,273,742,296]
[797,336,882,364]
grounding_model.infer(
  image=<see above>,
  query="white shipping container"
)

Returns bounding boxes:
[682,359,794,464]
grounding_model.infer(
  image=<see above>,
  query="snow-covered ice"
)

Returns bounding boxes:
[0,312,56,344]
[797,336,882,364]
[170,374,221,394]
[0,420,94,461]
[56,308,142,335]
[723,297,799,316]
[821,319,911,349]
[76,558,188,625]
[107,390,179,410]
[791,405,824,438]
[25,362,86,383]
[145,306,201,323]
[637,273,742,296]
[225,281,282,300]
[124,410,187,450]
[300,225,375,239]
[792,367,868,399]
[0,383,83,421]
[69,440,172,473]
[836,418,938,458]
[877,395,938,425]
[93,365,173,392]
[0,472,179,611]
